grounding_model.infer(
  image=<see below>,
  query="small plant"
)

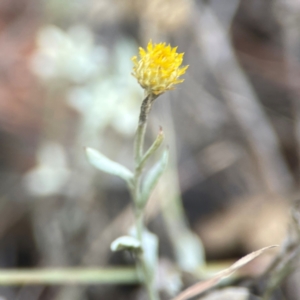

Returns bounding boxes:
[86,40,188,300]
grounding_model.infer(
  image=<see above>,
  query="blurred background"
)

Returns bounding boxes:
[0,0,300,299]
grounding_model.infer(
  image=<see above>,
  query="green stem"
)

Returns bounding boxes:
[134,94,156,165]
[135,208,143,241]
[131,93,159,300]
[0,268,139,285]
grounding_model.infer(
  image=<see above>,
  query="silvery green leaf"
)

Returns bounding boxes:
[85,147,133,183]
[130,227,158,279]
[110,236,141,252]
[174,232,206,272]
[141,229,158,278]
[139,149,169,207]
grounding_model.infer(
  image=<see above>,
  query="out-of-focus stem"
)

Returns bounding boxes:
[0,268,140,285]
[192,3,294,194]
[276,1,300,184]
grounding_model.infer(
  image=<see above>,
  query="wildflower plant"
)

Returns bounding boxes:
[86,40,188,300]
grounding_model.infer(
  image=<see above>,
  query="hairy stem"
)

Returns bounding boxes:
[131,93,159,300]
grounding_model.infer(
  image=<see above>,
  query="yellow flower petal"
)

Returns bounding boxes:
[131,40,188,95]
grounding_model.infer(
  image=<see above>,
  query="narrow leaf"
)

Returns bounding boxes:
[138,127,164,170]
[139,149,169,207]
[111,236,141,252]
[172,245,278,300]
[85,147,133,182]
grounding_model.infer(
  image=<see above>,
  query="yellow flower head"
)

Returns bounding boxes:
[132,40,188,96]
